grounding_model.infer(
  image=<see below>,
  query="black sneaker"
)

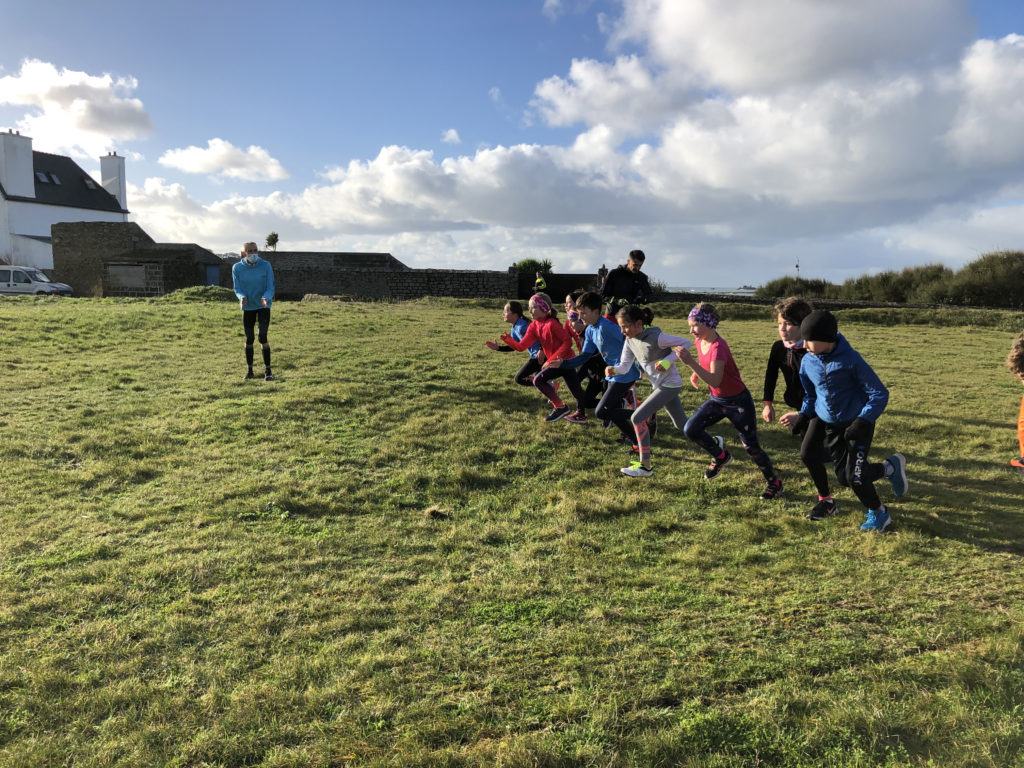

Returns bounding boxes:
[244,370,255,380]
[704,450,733,480]
[264,372,275,381]
[761,480,784,500]
[807,498,838,520]
[544,405,570,422]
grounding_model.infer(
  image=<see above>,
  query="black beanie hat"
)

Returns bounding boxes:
[801,310,838,343]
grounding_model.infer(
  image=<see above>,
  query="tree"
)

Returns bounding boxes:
[265,232,279,251]
[515,258,553,275]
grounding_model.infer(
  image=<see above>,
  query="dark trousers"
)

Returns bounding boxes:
[684,390,778,482]
[800,416,885,509]
[514,357,542,387]
[594,380,636,441]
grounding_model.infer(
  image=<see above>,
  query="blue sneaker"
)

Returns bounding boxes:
[860,506,891,532]
[886,453,907,497]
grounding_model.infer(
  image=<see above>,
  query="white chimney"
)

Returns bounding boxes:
[100,151,127,210]
[0,129,35,198]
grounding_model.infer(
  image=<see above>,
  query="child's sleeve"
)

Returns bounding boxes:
[560,332,599,370]
[502,322,536,352]
[763,343,781,402]
[550,321,575,360]
[854,354,890,421]
[609,341,636,375]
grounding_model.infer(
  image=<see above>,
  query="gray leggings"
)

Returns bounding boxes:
[631,386,687,464]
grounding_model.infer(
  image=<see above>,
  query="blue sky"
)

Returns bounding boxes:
[2,0,1023,288]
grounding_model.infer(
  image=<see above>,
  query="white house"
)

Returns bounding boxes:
[0,129,128,269]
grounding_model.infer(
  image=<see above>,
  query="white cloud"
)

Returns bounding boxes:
[0,59,152,158]
[542,0,565,21]
[122,2,1024,288]
[158,138,288,182]
[441,128,461,144]
[609,0,973,93]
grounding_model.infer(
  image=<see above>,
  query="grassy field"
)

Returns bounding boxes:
[1,293,1022,767]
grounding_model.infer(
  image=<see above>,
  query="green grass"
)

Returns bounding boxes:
[1,295,1022,767]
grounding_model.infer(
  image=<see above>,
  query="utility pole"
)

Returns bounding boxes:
[795,256,800,278]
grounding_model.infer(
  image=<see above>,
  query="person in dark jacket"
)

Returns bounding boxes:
[762,297,814,425]
[600,250,652,318]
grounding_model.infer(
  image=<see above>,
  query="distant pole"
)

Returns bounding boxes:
[795,256,800,278]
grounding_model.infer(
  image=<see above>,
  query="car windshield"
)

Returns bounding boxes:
[25,269,53,283]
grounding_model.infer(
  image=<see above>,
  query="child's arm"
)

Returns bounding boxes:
[606,341,636,378]
[853,354,890,422]
[677,344,725,388]
[485,341,515,351]
[762,343,782,422]
[549,334,599,370]
[500,322,538,352]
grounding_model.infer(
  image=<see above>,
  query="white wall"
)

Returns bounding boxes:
[0,131,34,198]
[4,199,126,268]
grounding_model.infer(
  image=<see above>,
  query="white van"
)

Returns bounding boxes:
[0,266,73,296]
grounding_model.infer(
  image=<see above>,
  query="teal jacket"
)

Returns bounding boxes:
[231,256,275,310]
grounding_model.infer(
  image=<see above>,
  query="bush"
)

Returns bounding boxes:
[154,285,237,303]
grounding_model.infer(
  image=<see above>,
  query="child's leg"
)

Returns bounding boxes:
[631,387,675,466]
[683,399,729,456]
[800,418,832,497]
[595,381,635,441]
[828,421,886,510]
[515,358,542,387]
[660,391,688,429]
[723,391,779,482]
[532,367,566,407]
[1017,393,1024,457]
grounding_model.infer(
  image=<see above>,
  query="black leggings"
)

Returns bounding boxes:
[243,308,271,344]
[594,381,637,441]
[800,416,885,509]
[514,357,542,387]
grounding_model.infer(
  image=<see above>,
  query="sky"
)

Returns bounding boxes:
[2,0,1023,289]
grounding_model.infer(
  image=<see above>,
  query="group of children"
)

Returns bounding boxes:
[488,291,919,533]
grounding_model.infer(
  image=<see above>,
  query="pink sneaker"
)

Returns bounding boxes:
[564,410,587,424]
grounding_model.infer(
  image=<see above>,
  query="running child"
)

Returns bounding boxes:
[544,291,641,436]
[485,301,547,397]
[780,310,908,531]
[498,293,586,422]
[762,297,814,427]
[605,305,693,477]
[1007,331,1024,473]
[675,303,783,499]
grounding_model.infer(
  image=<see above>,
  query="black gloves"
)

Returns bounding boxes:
[844,417,873,443]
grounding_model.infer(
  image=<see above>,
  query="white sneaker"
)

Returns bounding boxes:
[621,461,653,477]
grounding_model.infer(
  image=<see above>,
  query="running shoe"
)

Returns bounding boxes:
[564,410,588,424]
[760,480,784,500]
[860,506,892,532]
[621,461,653,477]
[264,372,276,381]
[544,405,570,422]
[886,453,908,497]
[705,449,733,480]
[807,498,838,520]
[1011,456,1024,474]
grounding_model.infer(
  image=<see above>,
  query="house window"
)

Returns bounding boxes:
[83,177,97,189]
[35,171,50,183]
[49,173,61,184]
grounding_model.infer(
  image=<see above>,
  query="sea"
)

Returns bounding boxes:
[668,286,757,296]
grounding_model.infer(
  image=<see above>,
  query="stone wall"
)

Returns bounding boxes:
[52,221,155,297]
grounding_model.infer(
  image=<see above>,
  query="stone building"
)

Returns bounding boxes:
[52,221,222,297]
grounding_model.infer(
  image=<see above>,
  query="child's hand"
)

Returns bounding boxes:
[762,402,775,423]
[545,358,563,368]
[690,371,701,389]
[674,346,694,366]
[655,359,671,372]
[485,341,499,351]
[605,366,616,378]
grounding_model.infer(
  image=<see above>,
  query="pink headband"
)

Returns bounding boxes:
[531,296,552,315]
[688,306,719,328]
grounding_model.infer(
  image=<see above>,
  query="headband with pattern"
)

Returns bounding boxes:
[688,306,719,328]
[531,296,552,315]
